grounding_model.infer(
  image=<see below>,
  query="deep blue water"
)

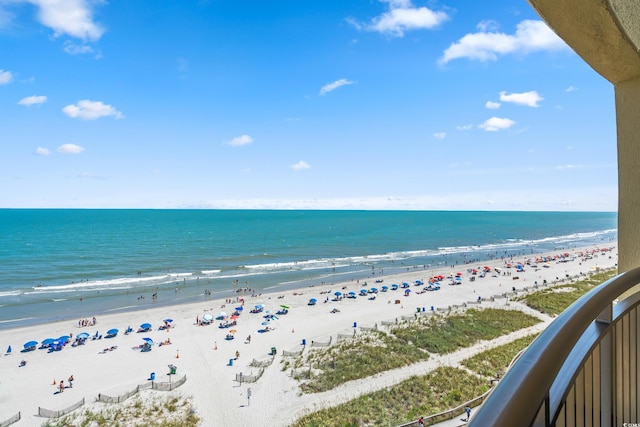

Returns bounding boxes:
[0,209,617,328]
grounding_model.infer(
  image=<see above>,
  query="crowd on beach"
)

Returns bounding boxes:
[0,243,619,427]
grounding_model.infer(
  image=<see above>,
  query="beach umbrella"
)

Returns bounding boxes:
[76,332,90,340]
[163,318,173,323]
[230,314,239,320]
[202,313,214,322]
[334,291,342,296]
[107,328,119,336]
[23,340,38,349]
[229,329,237,334]
[235,306,243,311]
[142,337,154,344]
[348,291,356,296]
[218,311,227,318]
[41,338,55,346]
[57,335,71,343]
[6,345,11,354]
[140,322,152,329]
[279,304,290,309]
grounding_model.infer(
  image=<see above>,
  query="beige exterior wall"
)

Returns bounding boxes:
[528,0,640,273]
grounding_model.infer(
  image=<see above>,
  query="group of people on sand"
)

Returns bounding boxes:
[55,375,74,394]
[77,317,97,327]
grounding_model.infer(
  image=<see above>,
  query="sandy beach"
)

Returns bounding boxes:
[0,243,617,426]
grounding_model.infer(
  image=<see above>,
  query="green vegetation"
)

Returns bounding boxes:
[41,393,199,427]
[296,330,428,394]
[462,334,539,378]
[517,270,617,316]
[292,366,489,427]
[391,308,540,354]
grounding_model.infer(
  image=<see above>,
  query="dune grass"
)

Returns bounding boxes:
[462,334,539,378]
[517,270,617,316]
[41,393,199,427]
[390,308,540,354]
[295,330,428,394]
[292,366,489,427]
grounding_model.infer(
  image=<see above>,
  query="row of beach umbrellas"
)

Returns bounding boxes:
[17,319,175,352]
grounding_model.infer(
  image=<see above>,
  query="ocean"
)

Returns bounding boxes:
[0,209,617,329]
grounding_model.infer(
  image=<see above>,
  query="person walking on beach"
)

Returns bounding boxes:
[68,375,74,388]
[59,380,64,393]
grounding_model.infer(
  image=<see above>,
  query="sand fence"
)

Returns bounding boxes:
[36,375,187,419]
[0,412,20,427]
[38,398,85,418]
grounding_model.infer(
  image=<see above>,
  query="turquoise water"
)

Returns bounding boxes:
[0,209,617,328]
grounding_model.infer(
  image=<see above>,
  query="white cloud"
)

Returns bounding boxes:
[351,0,449,37]
[499,90,543,107]
[456,124,473,131]
[62,100,123,120]
[566,86,577,92]
[226,134,253,147]
[319,78,354,96]
[433,132,446,140]
[439,20,568,64]
[63,41,95,55]
[478,117,516,132]
[0,69,13,84]
[476,20,499,32]
[24,0,105,41]
[18,95,47,106]
[291,161,310,171]
[35,147,50,155]
[485,101,501,109]
[57,143,84,154]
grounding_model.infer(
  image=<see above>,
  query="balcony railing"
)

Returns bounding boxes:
[470,266,640,427]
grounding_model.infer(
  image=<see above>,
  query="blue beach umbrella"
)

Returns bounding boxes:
[76,332,90,340]
[41,338,55,346]
[23,340,38,349]
[57,335,71,343]
[140,323,151,329]
[107,328,119,335]
[163,318,173,323]
[334,291,342,297]
[235,306,243,311]
[142,337,154,344]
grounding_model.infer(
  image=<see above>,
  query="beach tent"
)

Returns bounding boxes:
[23,341,38,352]
[41,338,55,348]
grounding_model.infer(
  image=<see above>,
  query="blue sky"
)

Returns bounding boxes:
[1,0,617,211]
